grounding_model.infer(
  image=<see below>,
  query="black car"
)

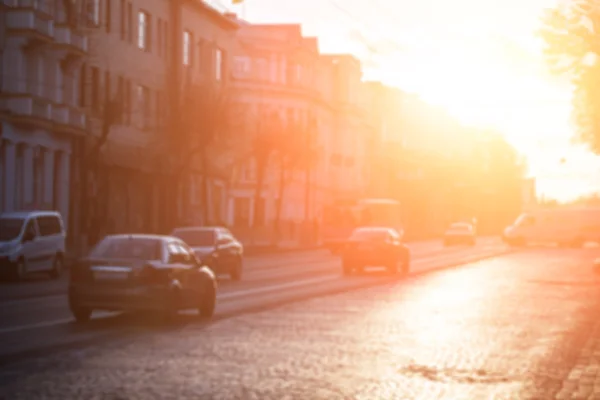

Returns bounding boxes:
[342,227,410,275]
[171,226,244,280]
[68,234,217,322]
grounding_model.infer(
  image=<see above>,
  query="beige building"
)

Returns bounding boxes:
[226,22,373,242]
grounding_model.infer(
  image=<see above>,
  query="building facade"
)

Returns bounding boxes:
[226,22,374,243]
[66,0,238,250]
[0,0,88,236]
[227,22,324,239]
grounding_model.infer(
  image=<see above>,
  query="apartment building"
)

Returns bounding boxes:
[0,0,89,232]
[69,0,238,245]
[227,22,325,233]
[323,54,374,201]
[225,22,375,243]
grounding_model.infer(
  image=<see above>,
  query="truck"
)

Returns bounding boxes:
[503,206,600,247]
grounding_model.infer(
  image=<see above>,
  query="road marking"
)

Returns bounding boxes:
[219,275,339,300]
[0,247,508,335]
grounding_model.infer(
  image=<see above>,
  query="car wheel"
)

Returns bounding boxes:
[69,298,93,323]
[49,254,64,279]
[342,261,353,276]
[230,257,243,281]
[10,258,27,282]
[198,279,217,319]
[401,252,410,275]
[387,259,399,275]
[161,290,180,323]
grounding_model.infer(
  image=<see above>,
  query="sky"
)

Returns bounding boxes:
[210,0,600,202]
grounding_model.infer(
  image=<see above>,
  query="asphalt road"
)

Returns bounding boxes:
[0,238,507,367]
[2,246,600,398]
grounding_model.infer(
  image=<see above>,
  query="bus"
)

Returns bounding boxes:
[322,198,403,254]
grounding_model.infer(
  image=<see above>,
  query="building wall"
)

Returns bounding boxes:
[0,0,89,237]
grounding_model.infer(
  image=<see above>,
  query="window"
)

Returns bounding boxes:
[136,84,150,129]
[105,0,111,32]
[215,48,223,81]
[79,63,87,107]
[87,0,100,26]
[37,216,62,236]
[119,0,126,39]
[104,70,111,103]
[183,30,191,65]
[256,58,268,80]
[52,152,61,209]
[127,2,133,43]
[155,91,163,128]
[164,22,169,57]
[137,11,151,51]
[33,148,43,206]
[157,19,162,57]
[116,76,124,122]
[90,66,99,111]
[124,79,131,124]
[233,56,250,77]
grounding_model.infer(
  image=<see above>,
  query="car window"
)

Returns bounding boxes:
[217,235,233,245]
[350,229,388,241]
[172,229,216,247]
[0,217,25,241]
[89,237,162,260]
[388,229,400,239]
[37,216,62,236]
[177,244,195,264]
[24,219,37,237]
[168,242,195,264]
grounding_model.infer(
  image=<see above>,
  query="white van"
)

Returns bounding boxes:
[503,207,600,247]
[0,211,67,280]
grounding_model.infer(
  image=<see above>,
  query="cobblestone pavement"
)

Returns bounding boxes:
[1,248,598,399]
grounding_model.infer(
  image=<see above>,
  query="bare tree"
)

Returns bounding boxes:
[272,120,305,240]
[248,110,282,231]
[173,80,238,226]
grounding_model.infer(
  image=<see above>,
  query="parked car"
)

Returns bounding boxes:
[171,226,244,280]
[68,234,217,323]
[443,222,476,246]
[0,211,66,281]
[341,227,410,275]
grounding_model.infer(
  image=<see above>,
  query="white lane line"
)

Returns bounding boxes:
[218,275,339,300]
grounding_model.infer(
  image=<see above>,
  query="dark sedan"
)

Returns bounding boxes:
[171,226,244,280]
[341,227,410,275]
[68,234,217,323]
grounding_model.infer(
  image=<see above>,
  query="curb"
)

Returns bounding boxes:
[0,248,512,367]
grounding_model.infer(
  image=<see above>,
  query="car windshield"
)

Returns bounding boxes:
[450,223,471,231]
[0,217,25,241]
[89,237,162,260]
[172,230,215,247]
[350,229,389,241]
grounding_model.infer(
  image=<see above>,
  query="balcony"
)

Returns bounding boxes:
[6,8,54,43]
[54,26,88,56]
[52,104,87,130]
[2,95,52,121]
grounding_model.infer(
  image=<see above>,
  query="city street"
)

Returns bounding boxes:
[1,246,600,398]
[0,238,505,365]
